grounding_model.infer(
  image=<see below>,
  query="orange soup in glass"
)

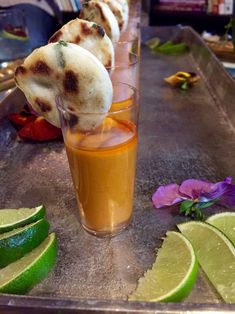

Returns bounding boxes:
[57,83,139,237]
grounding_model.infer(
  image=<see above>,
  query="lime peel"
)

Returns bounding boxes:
[0,218,50,268]
[0,205,45,233]
[0,233,57,294]
[129,231,198,302]
[1,30,29,41]
[206,212,235,245]
[178,221,235,304]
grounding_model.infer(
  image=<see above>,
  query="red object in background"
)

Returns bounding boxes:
[8,104,62,142]
[18,116,62,141]
[3,24,27,38]
[8,113,37,129]
[212,5,218,14]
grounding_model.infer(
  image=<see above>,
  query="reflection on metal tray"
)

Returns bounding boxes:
[0,58,24,97]
[222,61,235,79]
[0,26,235,313]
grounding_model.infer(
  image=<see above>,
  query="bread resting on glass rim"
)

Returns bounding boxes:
[115,0,129,32]
[99,0,128,32]
[80,0,120,43]
[48,18,114,68]
[14,41,113,131]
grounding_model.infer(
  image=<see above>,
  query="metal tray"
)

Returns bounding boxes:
[0,26,235,313]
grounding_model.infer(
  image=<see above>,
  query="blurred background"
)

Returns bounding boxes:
[0,0,234,60]
[0,0,235,82]
[144,0,233,33]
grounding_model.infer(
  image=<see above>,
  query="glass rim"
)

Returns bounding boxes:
[56,82,138,116]
[105,52,138,70]
[114,36,139,45]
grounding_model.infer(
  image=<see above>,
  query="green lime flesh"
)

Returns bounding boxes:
[129,231,198,302]
[0,233,57,294]
[145,37,161,49]
[207,212,235,246]
[0,205,45,233]
[0,219,50,268]
[1,30,29,41]
[178,221,235,304]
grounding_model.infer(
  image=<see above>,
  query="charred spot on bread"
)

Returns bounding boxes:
[30,61,52,75]
[106,24,111,34]
[75,35,81,43]
[92,23,105,37]
[118,20,124,30]
[81,22,93,35]
[15,65,27,76]
[95,2,106,21]
[15,66,27,84]
[63,70,79,93]
[106,58,112,68]
[49,30,62,43]
[35,97,52,112]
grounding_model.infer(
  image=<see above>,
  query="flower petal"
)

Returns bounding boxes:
[205,178,235,207]
[179,179,214,200]
[224,177,232,184]
[152,184,183,208]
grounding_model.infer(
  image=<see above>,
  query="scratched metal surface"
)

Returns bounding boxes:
[0,26,235,313]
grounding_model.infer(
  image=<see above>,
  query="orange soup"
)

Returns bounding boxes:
[65,117,137,236]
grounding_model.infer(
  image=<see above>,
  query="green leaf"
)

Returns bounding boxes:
[156,40,173,51]
[188,205,205,221]
[180,200,207,221]
[180,82,189,90]
[194,207,205,221]
[180,200,194,214]
[196,201,215,210]
[54,44,66,68]
[153,41,188,55]
[58,40,67,47]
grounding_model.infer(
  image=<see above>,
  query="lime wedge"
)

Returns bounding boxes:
[0,233,57,294]
[0,219,49,268]
[129,231,198,302]
[178,221,235,304]
[145,37,161,49]
[1,30,29,41]
[207,212,235,245]
[0,205,45,233]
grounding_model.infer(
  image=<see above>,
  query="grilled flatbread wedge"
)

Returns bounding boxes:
[49,18,114,68]
[15,41,113,131]
[80,0,120,43]
[100,0,127,32]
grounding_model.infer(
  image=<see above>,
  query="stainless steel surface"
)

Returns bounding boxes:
[0,26,235,312]
[0,59,24,99]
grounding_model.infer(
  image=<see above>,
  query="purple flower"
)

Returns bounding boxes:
[152,177,235,219]
[151,184,182,208]
[205,177,235,207]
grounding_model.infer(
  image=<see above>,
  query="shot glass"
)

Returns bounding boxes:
[118,27,141,58]
[115,39,140,62]
[57,82,139,237]
[107,52,139,90]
